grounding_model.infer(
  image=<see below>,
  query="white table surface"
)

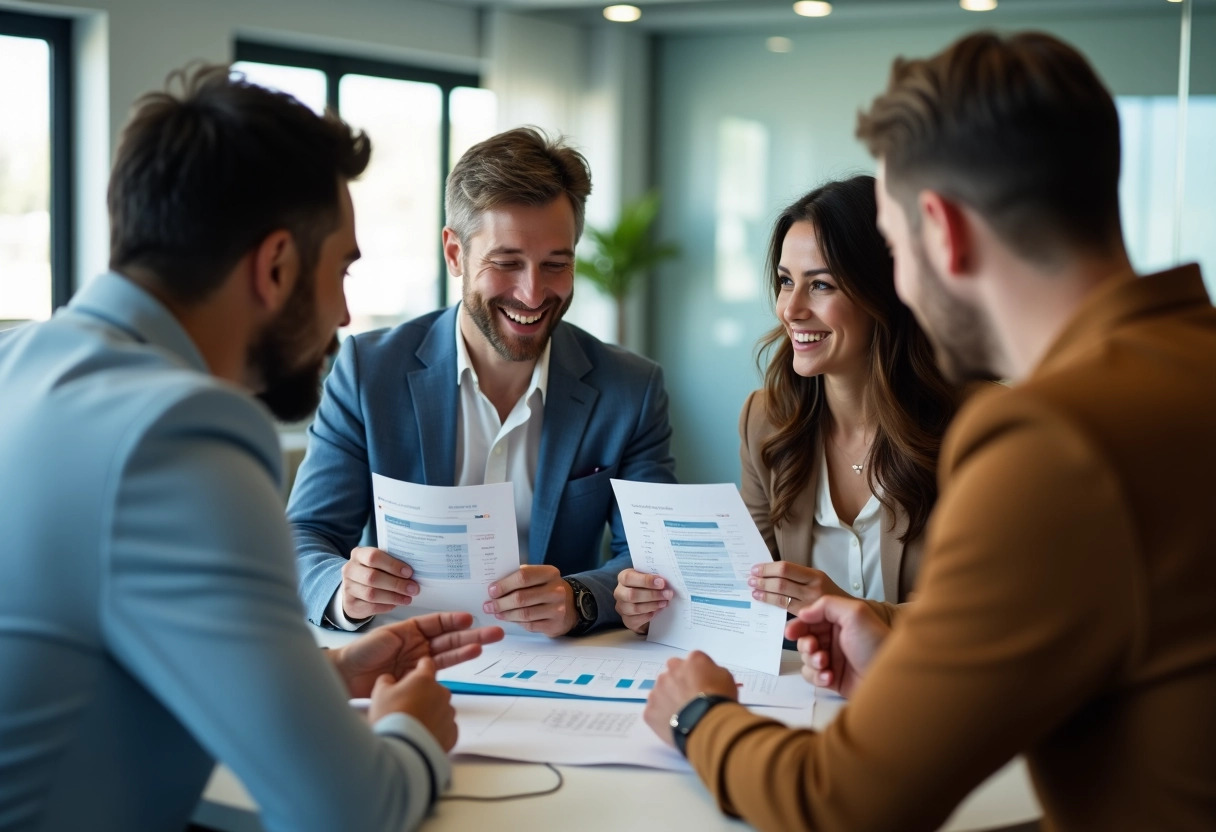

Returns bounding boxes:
[195,626,1041,832]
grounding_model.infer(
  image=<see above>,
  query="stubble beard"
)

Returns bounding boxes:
[462,267,573,363]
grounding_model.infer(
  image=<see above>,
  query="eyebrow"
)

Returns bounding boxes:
[777,265,832,278]
[483,247,575,258]
[345,248,362,265]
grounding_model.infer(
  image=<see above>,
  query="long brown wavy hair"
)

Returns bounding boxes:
[757,176,956,543]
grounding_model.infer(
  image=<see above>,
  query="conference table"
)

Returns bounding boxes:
[194,625,1041,832]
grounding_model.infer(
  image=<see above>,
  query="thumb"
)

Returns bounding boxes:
[406,656,437,681]
[371,672,397,695]
[797,594,853,625]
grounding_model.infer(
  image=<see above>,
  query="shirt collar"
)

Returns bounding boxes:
[453,301,550,404]
[67,271,209,373]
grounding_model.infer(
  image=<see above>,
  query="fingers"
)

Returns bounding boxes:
[342,547,419,616]
[428,622,508,661]
[614,570,673,633]
[487,564,558,599]
[482,568,572,635]
[622,614,653,635]
[747,565,825,613]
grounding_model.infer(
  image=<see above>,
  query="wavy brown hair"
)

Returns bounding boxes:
[757,176,956,543]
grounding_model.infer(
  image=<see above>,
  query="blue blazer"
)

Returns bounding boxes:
[289,306,677,630]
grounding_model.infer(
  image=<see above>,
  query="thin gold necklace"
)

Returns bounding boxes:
[828,432,869,475]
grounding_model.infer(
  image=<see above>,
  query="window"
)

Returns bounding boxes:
[233,42,497,335]
[0,10,72,328]
[1117,95,1216,293]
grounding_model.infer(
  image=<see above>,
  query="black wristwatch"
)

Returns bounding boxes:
[670,693,734,757]
[563,577,598,637]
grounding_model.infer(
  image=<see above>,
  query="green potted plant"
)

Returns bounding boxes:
[576,190,680,346]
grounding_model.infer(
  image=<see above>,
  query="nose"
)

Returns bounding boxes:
[781,290,809,323]
[515,263,546,309]
[338,288,352,329]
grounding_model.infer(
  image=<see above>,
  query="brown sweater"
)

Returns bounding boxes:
[688,264,1216,831]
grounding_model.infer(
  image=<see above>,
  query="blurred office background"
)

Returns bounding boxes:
[1,0,1212,486]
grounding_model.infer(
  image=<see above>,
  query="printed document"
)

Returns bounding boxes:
[451,694,816,771]
[610,480,784,674]
[372,473,520,627]
[440,636,815,708]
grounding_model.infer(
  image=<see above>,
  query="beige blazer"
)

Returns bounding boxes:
[737,390,921,603]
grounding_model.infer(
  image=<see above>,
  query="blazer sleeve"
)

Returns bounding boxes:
[287,338,375,626]
[105,390,446,832]
[685,393,1137,832]
[572,360,678,629]
[738,390,779,558]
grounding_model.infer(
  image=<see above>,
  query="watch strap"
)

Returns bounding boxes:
[563,577,597,636]
[671,693,735,757]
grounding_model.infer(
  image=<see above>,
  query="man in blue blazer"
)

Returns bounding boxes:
[290,127,677,637]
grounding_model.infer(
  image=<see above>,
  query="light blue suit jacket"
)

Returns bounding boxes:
[0,273,444,832]
[290,306,677,630]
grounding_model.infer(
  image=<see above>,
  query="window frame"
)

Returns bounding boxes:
[234,40,481,311]
[0,9,74,312]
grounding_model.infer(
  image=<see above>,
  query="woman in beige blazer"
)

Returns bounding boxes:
[616,176,957,633]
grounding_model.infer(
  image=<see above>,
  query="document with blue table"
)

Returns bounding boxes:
[371,473,520,628]
[610,479,785,674]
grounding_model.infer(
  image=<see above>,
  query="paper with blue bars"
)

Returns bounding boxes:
[610,480,784,674]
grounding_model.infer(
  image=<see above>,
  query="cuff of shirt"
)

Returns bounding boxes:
[324,586,373,632]
[373,712,453,804]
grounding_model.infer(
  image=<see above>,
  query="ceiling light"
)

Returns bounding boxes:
[960,0,998,9]
[767,36,793,53]
[603,4,641,22]
[793,1,833,18]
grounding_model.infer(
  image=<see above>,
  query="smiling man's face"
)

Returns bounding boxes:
[453,197,577,363]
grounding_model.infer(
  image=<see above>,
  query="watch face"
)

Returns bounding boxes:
[577,590,596,620]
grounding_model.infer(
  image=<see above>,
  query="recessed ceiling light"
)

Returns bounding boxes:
[960,0,998,9]
[793,1,833,18]
[603,4,641,22]
[767,36,794,53]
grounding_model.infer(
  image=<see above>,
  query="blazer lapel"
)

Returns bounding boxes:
[530,325,596,564]
[407,307,459,486]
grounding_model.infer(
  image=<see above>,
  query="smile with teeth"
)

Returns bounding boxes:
[792,331,829,343]
[502,308,544,325]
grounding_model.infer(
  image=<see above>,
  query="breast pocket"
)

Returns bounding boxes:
[562,462,620,503]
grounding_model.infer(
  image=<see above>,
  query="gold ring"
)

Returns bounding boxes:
[785,595,794,609]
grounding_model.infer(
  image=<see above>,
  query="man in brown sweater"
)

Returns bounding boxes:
[643,30,1216,832]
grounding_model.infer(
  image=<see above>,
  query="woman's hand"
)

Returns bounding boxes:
[747,561,848,613]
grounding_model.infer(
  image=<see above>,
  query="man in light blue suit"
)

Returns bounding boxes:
[290,127,677,638]
[0,66,500,832]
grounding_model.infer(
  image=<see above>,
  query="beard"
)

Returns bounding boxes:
[463,274,573,363]
[249,273,338,422]
[909,239,1000,384]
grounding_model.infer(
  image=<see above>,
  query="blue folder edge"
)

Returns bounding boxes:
[441,680,646,703]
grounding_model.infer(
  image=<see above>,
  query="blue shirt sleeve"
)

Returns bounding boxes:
[102,387,446,832]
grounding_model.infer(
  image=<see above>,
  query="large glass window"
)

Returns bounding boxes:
[233,43,497,335]
[0,11,71,329]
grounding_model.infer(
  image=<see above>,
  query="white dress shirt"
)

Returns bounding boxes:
[327,305,549,629]
[810,443,900,603]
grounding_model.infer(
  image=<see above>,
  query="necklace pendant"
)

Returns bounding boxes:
[851,463,864,475]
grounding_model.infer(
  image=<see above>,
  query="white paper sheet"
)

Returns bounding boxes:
[609,480,785,674]
[450,694,816,771]
[372,474,520,628]
[439,635,816,709]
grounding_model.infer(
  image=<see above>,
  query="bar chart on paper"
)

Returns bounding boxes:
[488,651,665,696]
[439,638,815,708]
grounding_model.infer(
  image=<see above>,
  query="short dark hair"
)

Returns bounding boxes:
[856,31,1123,264]
[108,64,371,303]
[445,126,592,243]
